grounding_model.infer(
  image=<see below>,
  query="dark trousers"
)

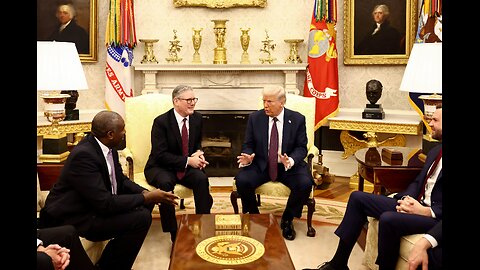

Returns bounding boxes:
[235,163,312,220]
[145,167,213,232]
[37,225,95,270]
[334,191,439,269]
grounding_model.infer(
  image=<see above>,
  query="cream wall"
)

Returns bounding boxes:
[37,0,413,113]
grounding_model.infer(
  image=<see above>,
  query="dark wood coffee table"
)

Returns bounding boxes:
[168,213,295,270]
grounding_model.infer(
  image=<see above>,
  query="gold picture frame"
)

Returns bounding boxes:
[343,0,417,65]
[37,0,98,63]
[173,0,267,8]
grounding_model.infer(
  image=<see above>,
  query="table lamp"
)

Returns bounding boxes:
[399,42,442,141]
[37,41,88,162]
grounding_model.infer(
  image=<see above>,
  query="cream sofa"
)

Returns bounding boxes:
[36,174,108,265]
[362,210,423,269]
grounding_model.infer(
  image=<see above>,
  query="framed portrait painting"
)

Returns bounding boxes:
[37,0,98,63]
[343,0,417,65]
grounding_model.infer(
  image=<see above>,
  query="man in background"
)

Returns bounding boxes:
[235,85,314,241]
[144,85,213,244]
[49,2,89,54]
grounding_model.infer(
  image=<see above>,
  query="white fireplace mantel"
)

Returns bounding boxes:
[133,63,307,96]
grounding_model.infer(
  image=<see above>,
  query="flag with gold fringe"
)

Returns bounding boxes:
[303,0,339,131]
[408,0,442,133]
[104,0,137,118]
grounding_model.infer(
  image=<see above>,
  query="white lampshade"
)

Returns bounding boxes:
[399,42,442,94]
[37,41,88,91]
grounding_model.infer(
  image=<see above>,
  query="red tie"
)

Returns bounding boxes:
[417,148,442,201]
[177,118,188,180]
[268,117,279,181]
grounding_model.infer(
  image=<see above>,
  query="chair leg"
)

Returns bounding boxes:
[180,198,185,210]
[256,194,261,206]
[306,197,316,237]
[230,191,240,214]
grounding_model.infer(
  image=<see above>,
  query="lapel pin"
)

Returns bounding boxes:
[288,120,292,123]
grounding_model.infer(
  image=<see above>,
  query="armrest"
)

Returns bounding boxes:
[120,148,134,180]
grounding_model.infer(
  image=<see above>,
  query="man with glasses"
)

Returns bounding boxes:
[145,85,213,244]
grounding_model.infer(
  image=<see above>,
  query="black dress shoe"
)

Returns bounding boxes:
[170,230,177,243]
[281,220,296,240]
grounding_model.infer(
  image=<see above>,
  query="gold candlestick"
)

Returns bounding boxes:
[240,28,251,64]
[192,28,203,63]
[259,29,276,64]
[284,39,304,64]
[140,39,159,64]
[166,29,182,63]
[212,19,228,64]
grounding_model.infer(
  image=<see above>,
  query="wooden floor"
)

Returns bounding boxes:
[211,176,356,204]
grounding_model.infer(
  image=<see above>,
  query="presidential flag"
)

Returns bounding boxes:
[104,0,137,118]
[408,0,442,133]
[303,0,339,130]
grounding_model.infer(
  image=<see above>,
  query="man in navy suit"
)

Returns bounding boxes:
[39,110,179,270]
[144,85,213,243]
[235,85,314,241]
[303,106,442,270]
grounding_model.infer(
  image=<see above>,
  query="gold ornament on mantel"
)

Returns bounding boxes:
[192,28,203,63]
[140,39,159,64]
[240,28,251,64]
[284,39,303,64]
[212,19,228,64]
[166,29,183,63]
[259,29,276,64]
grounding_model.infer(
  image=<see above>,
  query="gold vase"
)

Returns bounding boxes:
[240,28,250,64]
[192,28,203,63]
[212,19,228,64]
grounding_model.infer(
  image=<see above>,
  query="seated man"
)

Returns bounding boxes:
[39,110,179,270]
[303,106,442,270]
[37,225,95,270]
[144,85,213,243]
[235,85,314,241]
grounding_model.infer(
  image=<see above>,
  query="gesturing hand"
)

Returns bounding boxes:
[143,189,180,206]
[237,153,255,168]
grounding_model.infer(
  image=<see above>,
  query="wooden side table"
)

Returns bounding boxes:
[354,147,424,195]
[37,163,64,191]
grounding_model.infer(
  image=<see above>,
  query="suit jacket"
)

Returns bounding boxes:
[40,134,147,231]
[144,109,204,173]
[355,21,403,55]
[242,108,308,173]
[394,144,443,219]
[49,20,89,54]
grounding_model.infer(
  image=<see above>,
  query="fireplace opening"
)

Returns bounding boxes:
[199,110,254,177]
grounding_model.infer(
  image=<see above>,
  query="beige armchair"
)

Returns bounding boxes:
[122,93,194,214]
[230,94,320,237]
[36,174,108,264]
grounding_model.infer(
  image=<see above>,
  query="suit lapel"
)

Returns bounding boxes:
[168,110,183,151]
[282,109,292,152]
[261,112,269,157]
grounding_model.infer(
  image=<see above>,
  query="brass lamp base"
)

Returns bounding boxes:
[419,93,442,141]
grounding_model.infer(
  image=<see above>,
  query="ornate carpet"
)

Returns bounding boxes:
[175,193,346,225]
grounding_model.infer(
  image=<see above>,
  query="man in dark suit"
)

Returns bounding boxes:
[39,110,179,270]
[49,3,89,54]
[303,106,442,270]
[235,85,314,241]
[144,85,213,243]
